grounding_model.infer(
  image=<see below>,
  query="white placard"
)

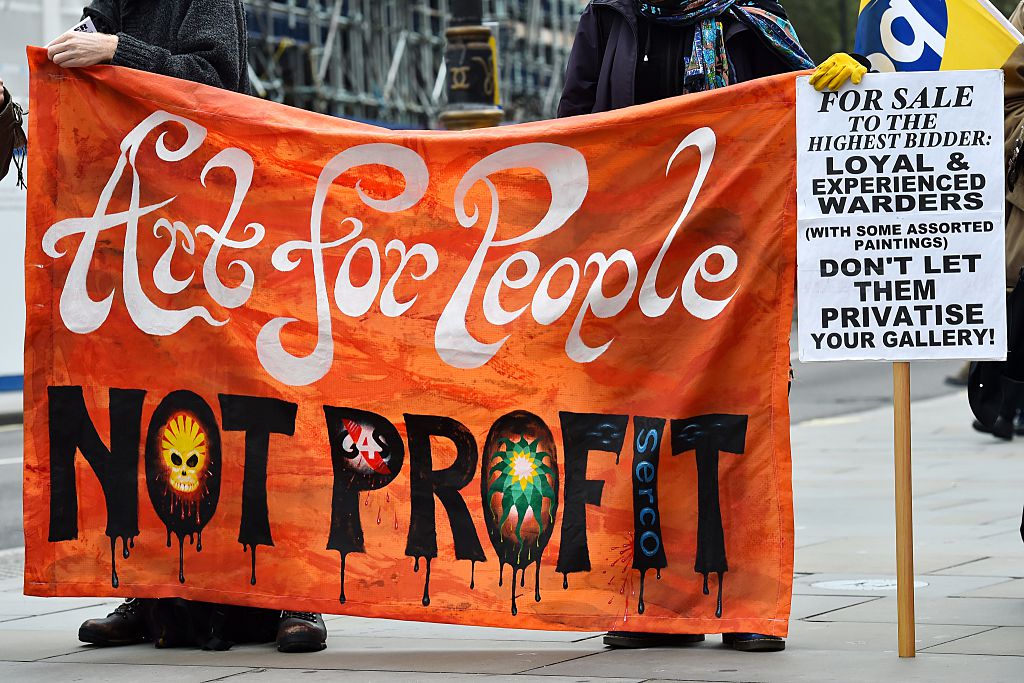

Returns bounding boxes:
[796,70,1007,362]
[61,17,96,39]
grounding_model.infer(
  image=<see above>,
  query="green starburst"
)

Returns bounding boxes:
[487,436,557,548]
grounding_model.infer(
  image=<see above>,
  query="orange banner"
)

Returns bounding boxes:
[23,46,797,636]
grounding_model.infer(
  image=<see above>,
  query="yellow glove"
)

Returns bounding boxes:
[809,53,868,92]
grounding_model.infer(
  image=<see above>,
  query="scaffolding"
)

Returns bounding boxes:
[244,0,584,128]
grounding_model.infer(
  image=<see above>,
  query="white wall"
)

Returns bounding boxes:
[0,172,26,380]
[2,1,82,102]
[0,2,83,381]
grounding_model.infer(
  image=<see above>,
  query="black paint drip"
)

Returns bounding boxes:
[338,552,348,604]
[470,561,476,590]
[164,528,201,585]
[562,572,568,590]
[504,559,544,615]
[638,569,647,615]
[177,535,186,584]
[716,571,724,618]
[414,556,420,572]
[110,537,119,588]
[109,535,134,587]
[499,562,505,587]
[511,567,519,616]
[241,544,257,585]
[117,535,134,587]
[700,571,726,618]
[421,557,432,607]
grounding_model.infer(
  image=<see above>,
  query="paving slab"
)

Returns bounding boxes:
[805,596,1024,627]
[972,526,1023,542]
[792,538,988,575]
[923,626,1024,656]
[322,614,601,642]
[225,671,641,683]
[47,637,607,675]
[934,556,1024,578]
[0,596,114,618]
[0,661,253,682]
[786,619,992,652]
[0,629,98,661]
[789,595,880,620]
[531,649,1024,683]
[0,604,122,631]
[913,524,1020,545]
[793,573,1006,598]
[955,578,1024,598]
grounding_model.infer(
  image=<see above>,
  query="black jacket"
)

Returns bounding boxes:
[83,0,249,93]
[558,0,801,117]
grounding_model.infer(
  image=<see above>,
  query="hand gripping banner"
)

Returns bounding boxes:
[23,46,797,636]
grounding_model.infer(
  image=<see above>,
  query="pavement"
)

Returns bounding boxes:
[1,372,1023,681]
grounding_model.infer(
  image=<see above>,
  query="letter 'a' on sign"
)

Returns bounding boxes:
[856,0,949,72]
[25,47,797,635]
[795,69,1007,363]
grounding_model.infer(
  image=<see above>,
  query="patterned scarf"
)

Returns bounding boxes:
[635,0,814,93]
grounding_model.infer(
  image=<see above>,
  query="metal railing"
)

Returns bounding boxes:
[244,0,585,128]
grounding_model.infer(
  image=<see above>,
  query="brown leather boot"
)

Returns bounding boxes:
[276,611,327,653]
[78,598,152,646]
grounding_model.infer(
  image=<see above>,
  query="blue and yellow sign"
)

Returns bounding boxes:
[855,0,1024,72]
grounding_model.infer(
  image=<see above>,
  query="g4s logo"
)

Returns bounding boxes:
[856,0,948,72]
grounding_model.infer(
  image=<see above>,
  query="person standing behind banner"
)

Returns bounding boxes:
[971,1,1024,442]
[47,0,328,654]
[558,0,819,653]
[558,0,819,118]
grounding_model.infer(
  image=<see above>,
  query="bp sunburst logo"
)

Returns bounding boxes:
[482,411,559,574]
[487,435,557,545]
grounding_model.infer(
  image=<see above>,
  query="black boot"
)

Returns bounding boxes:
[276,611,327,653]
[78,598,152,646]
[992,378,1024,440]
[603,631,705,648]
[723,632,786,652]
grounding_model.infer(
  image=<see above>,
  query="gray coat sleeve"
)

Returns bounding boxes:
[106,0,245,91]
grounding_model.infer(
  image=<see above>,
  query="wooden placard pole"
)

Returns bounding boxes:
[892,361,915,658]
